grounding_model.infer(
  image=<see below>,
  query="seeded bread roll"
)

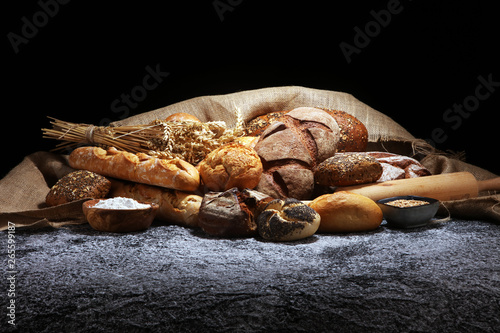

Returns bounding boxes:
[257,198,320,241]
[46,170,111,207]
[314,152,383,187]
[254,107,340,200]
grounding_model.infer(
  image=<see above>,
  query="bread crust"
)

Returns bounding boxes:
[198,143,263,192]
[309,192,383,232]
[69,146,200,191]
[245,108,368,152]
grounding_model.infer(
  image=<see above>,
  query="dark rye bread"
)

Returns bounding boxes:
[245,108,368,152]
[254,107,340,200]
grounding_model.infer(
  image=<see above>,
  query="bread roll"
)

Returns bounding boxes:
[257,198,320,241]
[245,108,368,152]
[198,144,263,192]
[69,146,200,192]
[254,107,340,200]
[109,179,202,228]
[46,170,111,206]
[164,112,200,122]
[309,192,383,232]
[314,152,383,186]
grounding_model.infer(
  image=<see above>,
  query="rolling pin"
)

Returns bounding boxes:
[334,172,500,202]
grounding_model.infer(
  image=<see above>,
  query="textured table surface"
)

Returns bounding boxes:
[2,219,499,332]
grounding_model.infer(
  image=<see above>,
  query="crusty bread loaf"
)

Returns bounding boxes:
[245,108,368,152]
[69,147,200,191]
[46,170,111,206]
[109,179,202,228]
[309,192,383,232]
[198,188,271,237]
[314,152,383,186]
[198,143,263,192]
[254,107,340,200]
[164,112,200,122]
[366,152,432,181]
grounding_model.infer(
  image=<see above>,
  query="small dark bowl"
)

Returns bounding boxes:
[83,199,159,233]
[376,195,440,229]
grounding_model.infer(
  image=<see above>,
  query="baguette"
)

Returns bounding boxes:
[69,146,200,191]
[109,179,202,227]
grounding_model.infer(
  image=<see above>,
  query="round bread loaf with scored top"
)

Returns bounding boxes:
[245,108,367,152]
[253,107,340,200]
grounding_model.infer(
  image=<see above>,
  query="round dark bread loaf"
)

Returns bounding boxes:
[254,107,340,200]
[46,170,111,207]
[198,188,272,237]
[245,108,367,152]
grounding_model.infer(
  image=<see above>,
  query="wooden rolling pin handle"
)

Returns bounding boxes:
[477,177,500,193]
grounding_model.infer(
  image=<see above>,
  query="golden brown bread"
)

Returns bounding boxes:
[69,146,200,192]
[245,108,368,152]
[109,179,202,228]
[164,112,201,122]
[309,192,383,232]
[198,143,263,192]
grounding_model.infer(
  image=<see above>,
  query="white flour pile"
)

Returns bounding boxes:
[93,197,151,210]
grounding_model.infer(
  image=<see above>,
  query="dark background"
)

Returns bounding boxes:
[3,0,499,179]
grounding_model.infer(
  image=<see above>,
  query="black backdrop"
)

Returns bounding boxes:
[4,0,499,179]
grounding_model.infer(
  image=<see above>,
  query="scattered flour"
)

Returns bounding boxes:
[93,197,151,210]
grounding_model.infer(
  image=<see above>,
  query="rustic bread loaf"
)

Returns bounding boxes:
[314,152,383,186]
[198,143,263,192]
[46,170,111,206]
[366,152,432,181]
[245,108,367,152]
[253,107,340,200]
[198,188,272,237]
[69,146,200,191]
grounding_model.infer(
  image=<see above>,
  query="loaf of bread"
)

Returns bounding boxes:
[69,146,200,191]
[198,188,272,237]
[366,152,431,181]
[46,170,111,206]
[254,107,340,200]
[245,108,368,152]
[309,192,383,232]
[109,179,202,228]
[314,152,383,186]
[198,143,263,192]
[164,112,200,122]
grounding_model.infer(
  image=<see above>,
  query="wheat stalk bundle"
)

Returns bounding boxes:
[42,109,245,164]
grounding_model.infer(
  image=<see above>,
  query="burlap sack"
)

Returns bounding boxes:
[1,86,498,230]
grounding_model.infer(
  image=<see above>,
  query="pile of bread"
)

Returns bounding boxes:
[46,107,431,240]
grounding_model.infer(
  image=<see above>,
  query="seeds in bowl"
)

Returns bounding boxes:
[384,199,430,208]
